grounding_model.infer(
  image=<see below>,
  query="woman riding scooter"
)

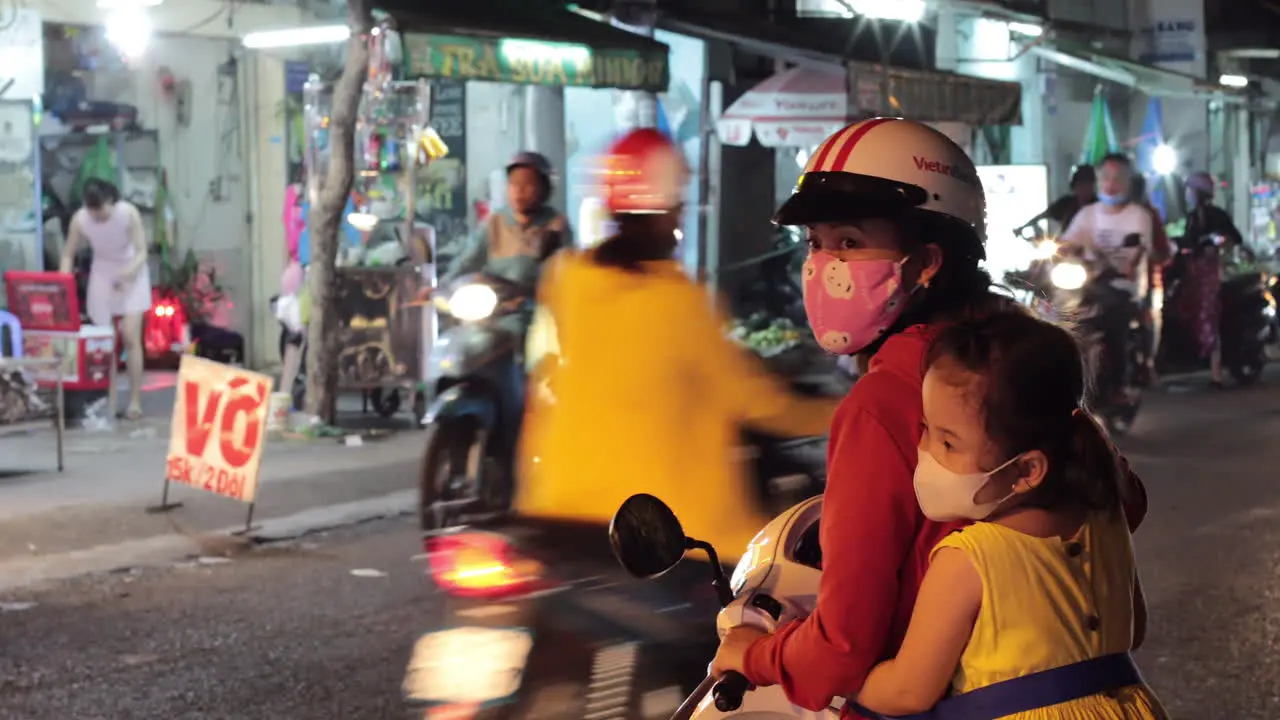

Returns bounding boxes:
[708,119,1150,715]
[515,128,836,558]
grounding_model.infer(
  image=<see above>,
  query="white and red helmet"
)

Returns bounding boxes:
[598,128,689,215]
[775,118,987,259]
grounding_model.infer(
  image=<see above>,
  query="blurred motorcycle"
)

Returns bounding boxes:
[419,273,529,530]
[1049,236,1145,434]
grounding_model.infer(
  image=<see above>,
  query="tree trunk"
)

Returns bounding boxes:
[304,0,373,424]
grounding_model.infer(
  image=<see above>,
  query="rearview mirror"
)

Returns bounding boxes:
[609,494,688,579]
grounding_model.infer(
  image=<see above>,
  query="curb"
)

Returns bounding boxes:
[0,490,416,594]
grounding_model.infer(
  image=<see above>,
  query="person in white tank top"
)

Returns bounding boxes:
[58,178,152,420]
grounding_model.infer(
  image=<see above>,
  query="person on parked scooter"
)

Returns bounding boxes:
[1016,164,1096,236]
[708,119,1150,716]
[441,151,572,294]
[1181,171,1244,387]
[515,128,836,559]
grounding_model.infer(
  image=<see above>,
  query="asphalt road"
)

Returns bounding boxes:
[0,372,1278,719]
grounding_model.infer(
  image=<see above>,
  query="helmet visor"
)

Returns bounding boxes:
[773,172,930,226]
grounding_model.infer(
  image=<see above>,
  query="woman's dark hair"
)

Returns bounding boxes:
[82,178,120,209]
[924,311,1127,513]
[891,210,1016,323]
[592,214,678,273]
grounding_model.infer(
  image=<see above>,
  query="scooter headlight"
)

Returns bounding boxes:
[1050,261,1087,291]
[448,284,499,322]
[1032,239,1059,260]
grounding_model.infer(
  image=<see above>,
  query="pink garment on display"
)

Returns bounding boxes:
[281,261,304,296]
[284,184,304,261]
[79,204,153,327]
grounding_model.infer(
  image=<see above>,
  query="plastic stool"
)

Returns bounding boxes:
[0,310,21,358]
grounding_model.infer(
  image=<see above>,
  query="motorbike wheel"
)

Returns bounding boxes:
[1229,346,1267,386]
[419,419,474,531]
[369,387,402,417]
[418,418,510,530]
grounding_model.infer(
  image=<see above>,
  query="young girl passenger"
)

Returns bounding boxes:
[855,312,1168,720]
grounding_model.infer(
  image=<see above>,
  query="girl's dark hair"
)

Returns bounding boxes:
[924,311,1127,512]
[82,178,120,209]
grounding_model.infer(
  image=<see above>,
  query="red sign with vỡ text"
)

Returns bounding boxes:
[165,356,274,503]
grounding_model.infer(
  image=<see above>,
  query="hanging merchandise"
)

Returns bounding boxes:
[365,131,383,172]
[366,21,395,97]
[416,126,449,164]
[381,133,401,172]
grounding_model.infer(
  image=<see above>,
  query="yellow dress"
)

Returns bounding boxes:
[933,508,1169,720]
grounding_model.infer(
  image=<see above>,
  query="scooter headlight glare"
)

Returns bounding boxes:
[1032,239,1059,260]
[1050,261,1087,291]
[448,284,499,321]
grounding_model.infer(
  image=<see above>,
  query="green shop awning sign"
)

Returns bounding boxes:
[402,33,669,92]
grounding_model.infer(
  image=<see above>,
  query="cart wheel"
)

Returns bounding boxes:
[412,391,427,428]
[370,387,402,417]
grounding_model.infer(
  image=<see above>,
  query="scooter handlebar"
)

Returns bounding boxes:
[713,671,752,712]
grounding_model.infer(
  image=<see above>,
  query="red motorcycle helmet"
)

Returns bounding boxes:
[598,128,689,215]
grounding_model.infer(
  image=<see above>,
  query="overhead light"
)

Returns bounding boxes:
[105,7,152,59]
[1222,48,1280,59]
[243,25,351,50]
[1007,21,1043,37]
[1152,143,1178,176]
[844,0,926,23]
[1219,74,1249,88]
[97,0,162,7]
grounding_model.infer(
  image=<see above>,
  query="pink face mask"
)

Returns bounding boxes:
[801,251,909,355]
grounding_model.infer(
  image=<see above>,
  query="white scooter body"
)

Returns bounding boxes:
[687,497,841,719]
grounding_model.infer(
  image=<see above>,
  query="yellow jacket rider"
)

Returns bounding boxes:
[516,128,836,559]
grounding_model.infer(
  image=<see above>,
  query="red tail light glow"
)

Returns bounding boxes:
[425,533,545,599]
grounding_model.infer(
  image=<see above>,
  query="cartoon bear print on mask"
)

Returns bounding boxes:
[821,260,855,299]
[819,330,852,353]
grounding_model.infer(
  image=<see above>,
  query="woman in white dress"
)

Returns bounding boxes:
[59,178,152,419]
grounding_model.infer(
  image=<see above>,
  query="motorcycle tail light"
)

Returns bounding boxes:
[425,533,545,599]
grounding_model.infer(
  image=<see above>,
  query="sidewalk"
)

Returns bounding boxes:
[0,379,427,589]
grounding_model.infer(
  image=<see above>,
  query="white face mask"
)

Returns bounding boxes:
[913,449,1021,522]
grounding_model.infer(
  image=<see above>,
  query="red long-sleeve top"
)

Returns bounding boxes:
[742,324,1148,716]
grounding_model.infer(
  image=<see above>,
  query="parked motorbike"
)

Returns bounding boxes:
[1157,234,1272,385]
[1049,236,1145,434]
[419,272,529,530]
[610,493,831,719]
